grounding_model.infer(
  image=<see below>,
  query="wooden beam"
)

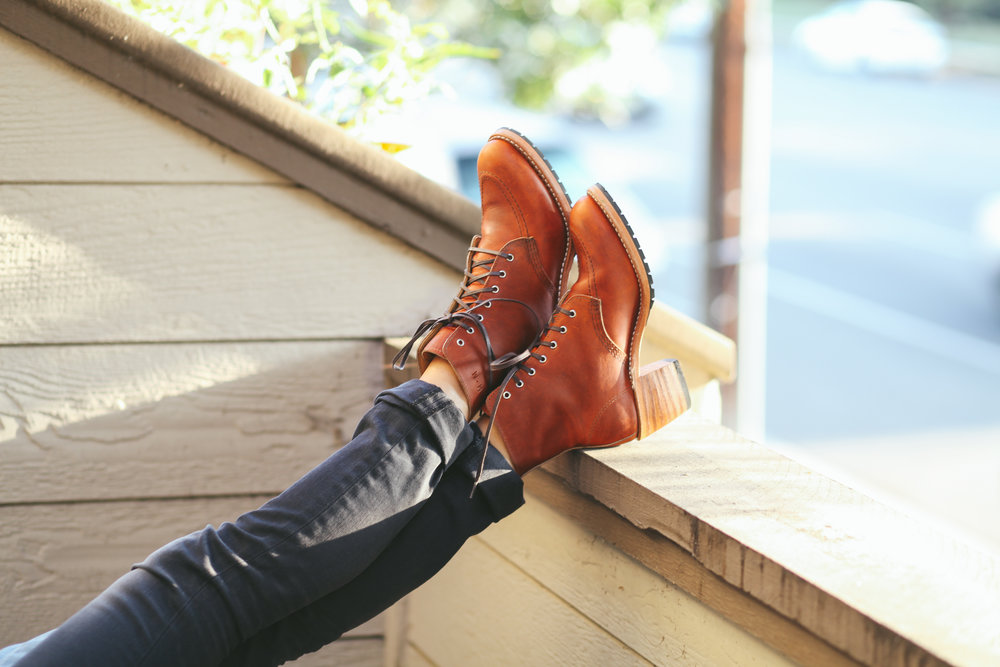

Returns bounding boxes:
[535,417,1000,666]
[706,0,748,427]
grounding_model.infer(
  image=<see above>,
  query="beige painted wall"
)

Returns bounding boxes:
[0,26,456,665]
[405,489,798,667]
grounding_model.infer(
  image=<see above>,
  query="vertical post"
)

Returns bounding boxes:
[737,0,772,442]
[706,0,747,428]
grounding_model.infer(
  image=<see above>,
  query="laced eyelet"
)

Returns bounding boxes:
[491,285,500,293]
[506,253,514,261]
[528,367,536,376]
[476,314,484,321]
[515,379,524,388]
[502,391,511,399]
[466,327,475,334]
[549,341,557,349]
[484,301,492,308]
[559,325,567,334]
[498,270,506,278]
[569,309,577,318]
[539,355,547,363]
[456,339,465,346]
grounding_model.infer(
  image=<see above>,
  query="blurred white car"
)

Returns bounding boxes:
[792,0,949,75]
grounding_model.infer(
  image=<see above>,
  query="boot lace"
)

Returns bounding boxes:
[470,305,576,495]
[392,243,542,401]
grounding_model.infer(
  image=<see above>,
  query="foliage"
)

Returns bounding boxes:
[421,0,682,123]
[105,0,498,133]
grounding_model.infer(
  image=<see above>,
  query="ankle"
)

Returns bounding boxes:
[420,358,472,421]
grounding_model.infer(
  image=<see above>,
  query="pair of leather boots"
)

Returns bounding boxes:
[396,128,690,483]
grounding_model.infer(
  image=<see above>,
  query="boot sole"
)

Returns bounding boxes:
[490,127,575,295]
[586,184,690,439]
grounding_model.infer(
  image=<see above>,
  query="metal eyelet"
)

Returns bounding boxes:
[528,367,536,376]
[484,301,492,308]
[491,285,500,293]
[549,341,557,349]
[456,339,465,346]
[569,309,577,318]
[466,327,475,334]
[539,355,547,363]
[498,270,507,278]
[476,314,484,322]
[515,379,524,388]
[506,253,514,261]
[559,326,567,334]
[502,391,511,399]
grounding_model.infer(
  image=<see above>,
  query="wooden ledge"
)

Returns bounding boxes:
[533,413,1000,667]
[640,302,737,389]
[0,0,480,269]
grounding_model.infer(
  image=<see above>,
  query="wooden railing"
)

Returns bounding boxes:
[385,306,1000,667]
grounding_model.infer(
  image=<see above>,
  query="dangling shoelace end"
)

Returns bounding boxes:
[468,357,529,498]
[391,317,442,372]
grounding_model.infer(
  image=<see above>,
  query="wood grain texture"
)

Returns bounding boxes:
[1,495,270,642]
[0,27,281,184]
[287,638,384,667]
[402,643,435,667]
[478,495,798,667]
[541,414,1000,666]
[0,183,459,344]
[524,470,859,667]
[0,497,388,659]
[0,341,381,503]
[407,538,652,666]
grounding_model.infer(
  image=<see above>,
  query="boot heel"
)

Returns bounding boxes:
[636,359,691,440]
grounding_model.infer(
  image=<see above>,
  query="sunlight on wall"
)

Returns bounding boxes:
[1,214,147,342]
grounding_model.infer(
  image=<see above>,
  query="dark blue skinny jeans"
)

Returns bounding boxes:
[6,380,524,666]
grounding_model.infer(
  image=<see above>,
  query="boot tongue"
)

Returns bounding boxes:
[474,215,507,262]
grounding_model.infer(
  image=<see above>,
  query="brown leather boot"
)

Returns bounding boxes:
[394,128,573,414]
[480,184,690,477]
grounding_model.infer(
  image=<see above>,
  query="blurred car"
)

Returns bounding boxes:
[792,0,949,76]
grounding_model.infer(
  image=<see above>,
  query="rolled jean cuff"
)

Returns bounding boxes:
[462,423,525,521]
[371,378,463,422]
[378,380,524,520]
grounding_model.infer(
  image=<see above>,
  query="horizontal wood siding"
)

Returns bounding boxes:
[0,27,281,184]
[0,341,381,503]
[0,498,388,665]
[407,538,652,665]
[406,494,796,666]
[0,183,456,344]
[1,496,274,642]
[0,22,459,665]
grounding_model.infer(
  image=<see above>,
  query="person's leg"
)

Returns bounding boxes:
[218,434,522,667]
[10,128,572,667]
[16,379,476,667]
